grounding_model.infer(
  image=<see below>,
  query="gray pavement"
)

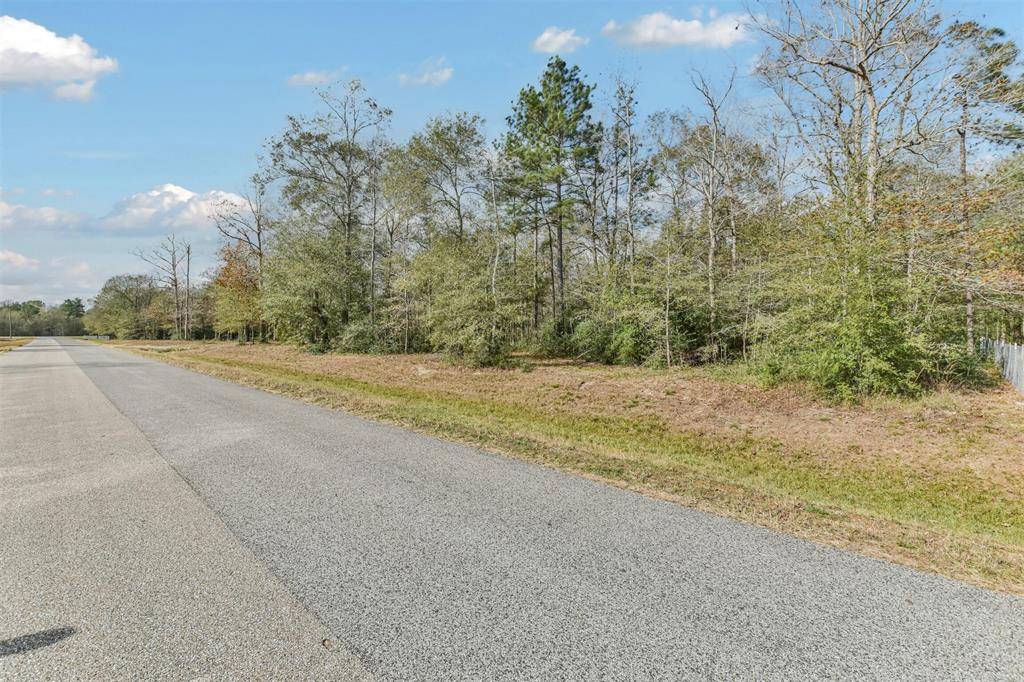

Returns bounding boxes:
[2,337,1023,679]
[0,338,369,680]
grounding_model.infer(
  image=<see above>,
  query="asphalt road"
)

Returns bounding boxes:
[2,337,1022,680]
[0,337,369,680]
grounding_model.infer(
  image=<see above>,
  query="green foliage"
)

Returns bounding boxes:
[0,300,86,336]
[85,275,166,338]
[752,212,996,400]
[506,56,601,336]
[569,286,663,365]
[60,298,85,318]
[333,318,378,353]
[211,243,261,340]
[530,319,570,358]
[401,237,512,366]
[101,34,1024,400]
[261,220,366,350]
[758,296,931,400]
[406,112,487,241]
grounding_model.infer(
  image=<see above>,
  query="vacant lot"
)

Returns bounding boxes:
[106,340,1024,594]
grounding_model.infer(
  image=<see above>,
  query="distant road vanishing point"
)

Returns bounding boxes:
[2,337,1022,679]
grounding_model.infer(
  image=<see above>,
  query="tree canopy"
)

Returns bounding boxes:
[85,0,1024,398]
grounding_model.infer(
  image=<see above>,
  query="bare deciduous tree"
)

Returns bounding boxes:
[135,234,191,339]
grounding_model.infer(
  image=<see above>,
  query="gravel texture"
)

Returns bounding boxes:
[4,337,1023,680]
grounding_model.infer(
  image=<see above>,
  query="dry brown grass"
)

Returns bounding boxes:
[105,339,1024,593]
[0,337,31,353]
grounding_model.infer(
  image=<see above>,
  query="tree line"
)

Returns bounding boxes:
[85,0,1024,399]
[2,298,86,336]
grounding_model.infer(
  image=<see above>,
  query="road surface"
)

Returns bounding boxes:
[2,337,1022,679]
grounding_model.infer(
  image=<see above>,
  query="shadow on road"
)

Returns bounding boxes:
[0,627,76,657]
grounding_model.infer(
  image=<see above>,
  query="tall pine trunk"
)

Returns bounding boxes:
[959,96,974,354]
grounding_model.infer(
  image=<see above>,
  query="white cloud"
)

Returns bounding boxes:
[53,78,97,101]
[99,183,245,232]
[0,184,241,302]
[0,249,40,268]
[0,255,100,302]
[532,27,589,54]
[399,57,453,87]
[603,11,752,49]
[39,187,74,197]
[0,16,117,101]
[1,184,243,234]
[0,186,25,197]
[49,258,96,288]
[0,200,83,231]
[287,69,344,86]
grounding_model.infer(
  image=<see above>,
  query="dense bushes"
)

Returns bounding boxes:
[402,238,511,365]
[751,224,999,399]
[568,291,664,366]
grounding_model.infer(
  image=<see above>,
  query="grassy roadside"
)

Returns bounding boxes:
[109,341,1024,594]
[0,338,31,353]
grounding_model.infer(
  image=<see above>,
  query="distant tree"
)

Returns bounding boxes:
[406,112,487,242]
[211,242,261,341]
[214,175,274,339]
[134,235,192,339]
[85,275,164,339]
[20,300,44,317]
[608,75,652,277]
[215,174,273,277]
[266,79,391,333]
[507,56,601,330]
[60,298,85,318]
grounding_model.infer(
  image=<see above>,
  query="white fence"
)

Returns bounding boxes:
[981,338,1024,395]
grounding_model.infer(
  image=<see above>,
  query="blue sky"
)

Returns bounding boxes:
[1,0,1022,303]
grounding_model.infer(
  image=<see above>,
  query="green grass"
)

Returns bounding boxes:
[177,352,1023,546]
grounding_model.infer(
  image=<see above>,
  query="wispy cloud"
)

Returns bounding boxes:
[603,10,752,49]
[286,68,345,87]
[52,79,98,102]
[532,27,589,54]
[0,253,101,303]
[0,201,84,231]
[399,57,453,87]
[0,249,40,268]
